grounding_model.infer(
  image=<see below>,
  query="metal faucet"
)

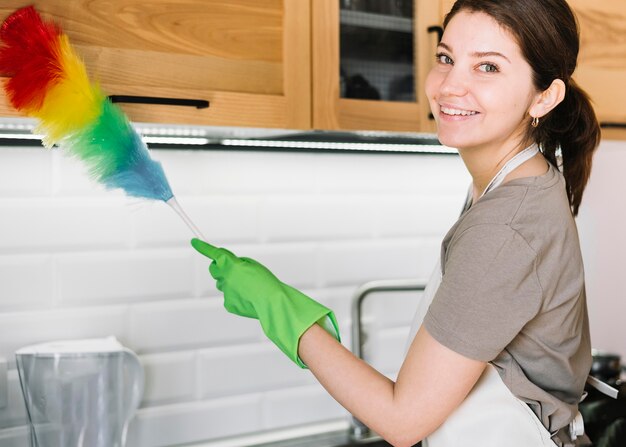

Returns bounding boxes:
[349,278,427,441]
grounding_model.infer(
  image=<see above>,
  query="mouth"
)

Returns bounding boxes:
[439,105,479,117]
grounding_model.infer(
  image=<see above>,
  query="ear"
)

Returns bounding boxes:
[529,79,566,119]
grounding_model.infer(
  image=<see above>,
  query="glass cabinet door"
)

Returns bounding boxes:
[313,0,439,132]
[339,0,416,102]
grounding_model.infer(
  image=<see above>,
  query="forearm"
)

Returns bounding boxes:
[298,324,425,447]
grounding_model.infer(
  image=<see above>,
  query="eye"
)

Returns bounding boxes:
[478,63,499,73]
[435,52,453,65]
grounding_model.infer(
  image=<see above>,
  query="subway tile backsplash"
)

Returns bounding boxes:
[0,146,469,446]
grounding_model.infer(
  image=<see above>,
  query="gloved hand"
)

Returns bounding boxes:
[191,238,340,368]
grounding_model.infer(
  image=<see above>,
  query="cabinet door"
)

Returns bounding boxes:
[312,0,439,132]
[0,0,310,129]
[440,0,455,19]
[569,0,626,139]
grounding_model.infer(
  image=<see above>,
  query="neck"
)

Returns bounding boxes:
[458,139,536,201]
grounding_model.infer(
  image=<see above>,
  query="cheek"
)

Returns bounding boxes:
[476,83,523,117]
[485,77,536,117]
[478,88,503,112]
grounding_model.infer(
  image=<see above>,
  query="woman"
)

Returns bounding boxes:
[192,0,601,445]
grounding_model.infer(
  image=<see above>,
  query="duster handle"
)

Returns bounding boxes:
[166,197,205,240]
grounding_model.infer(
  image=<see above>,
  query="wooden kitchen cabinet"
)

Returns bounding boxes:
[568,0,626,140]
[2,1,622,137]
[0,0,311,129]
[312,0,440,132]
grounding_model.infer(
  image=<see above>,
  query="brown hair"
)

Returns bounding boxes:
[444,0,601,216]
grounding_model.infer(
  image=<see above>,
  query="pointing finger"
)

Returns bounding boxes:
[191,238,222,260]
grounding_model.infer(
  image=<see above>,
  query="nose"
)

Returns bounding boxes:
[438,67,469,97]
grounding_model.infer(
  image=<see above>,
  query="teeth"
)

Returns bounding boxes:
[441,106,477,116]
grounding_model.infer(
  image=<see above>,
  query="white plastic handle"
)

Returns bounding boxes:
[166,197,205,240]
[122,348,144,417]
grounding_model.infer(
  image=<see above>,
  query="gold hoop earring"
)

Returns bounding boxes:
[531,116,539,128]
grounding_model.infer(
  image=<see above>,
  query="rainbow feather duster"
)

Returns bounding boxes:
[0,6,203,238]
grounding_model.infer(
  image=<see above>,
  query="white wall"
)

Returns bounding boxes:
[0,138,621,447]
[576,140,626,357]
[0,146,469,446]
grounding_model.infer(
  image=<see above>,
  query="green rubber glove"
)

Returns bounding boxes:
[191,238,340,368]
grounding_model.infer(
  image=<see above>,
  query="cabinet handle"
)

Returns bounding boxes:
[427,25,444,122]
[108,95,209,109]
[600,122,626,129]
[427,25,444,43]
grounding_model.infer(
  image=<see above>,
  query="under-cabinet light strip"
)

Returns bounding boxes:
[0,133,42,139]
[142,136,211,145]
[220,139,456,153]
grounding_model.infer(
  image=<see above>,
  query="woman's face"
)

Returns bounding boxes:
[425,11,538,152]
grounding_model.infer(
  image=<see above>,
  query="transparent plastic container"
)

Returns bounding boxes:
[15,337,144,447]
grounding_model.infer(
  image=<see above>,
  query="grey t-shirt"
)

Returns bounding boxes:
[423,162,592,433]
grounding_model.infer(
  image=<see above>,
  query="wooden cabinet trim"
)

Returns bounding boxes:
[283,0,312,129]
[312,0,340,129]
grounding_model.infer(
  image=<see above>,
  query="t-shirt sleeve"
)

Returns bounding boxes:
[423,224,543,362]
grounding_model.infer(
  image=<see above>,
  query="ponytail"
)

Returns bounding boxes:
[534,79,601,216]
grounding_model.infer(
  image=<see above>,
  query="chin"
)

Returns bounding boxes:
[435,131,475,150]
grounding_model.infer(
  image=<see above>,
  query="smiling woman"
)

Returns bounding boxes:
[190,1,601,447]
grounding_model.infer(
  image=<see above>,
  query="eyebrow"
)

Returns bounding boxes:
[437,42,511,63]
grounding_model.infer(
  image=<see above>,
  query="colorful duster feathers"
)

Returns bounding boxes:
[0,6,203,237]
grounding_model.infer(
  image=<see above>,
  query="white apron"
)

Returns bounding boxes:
[406,144,559,447]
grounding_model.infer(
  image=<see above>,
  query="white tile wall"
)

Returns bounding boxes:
[261,385,348,430]
[0,198,131,251]
[127,395,264,447]
[0,254,53,310]
[141,350,197,405]
[129,298,263,353]
[0,145,470,446]
[0,148,52,196]
[197,343,316,399]
[56,248,194,304]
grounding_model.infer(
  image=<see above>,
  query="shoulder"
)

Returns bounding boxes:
[443,222,537,277]
[469,169,562,226]
[445,216,537,262]
[446,163,570,254]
